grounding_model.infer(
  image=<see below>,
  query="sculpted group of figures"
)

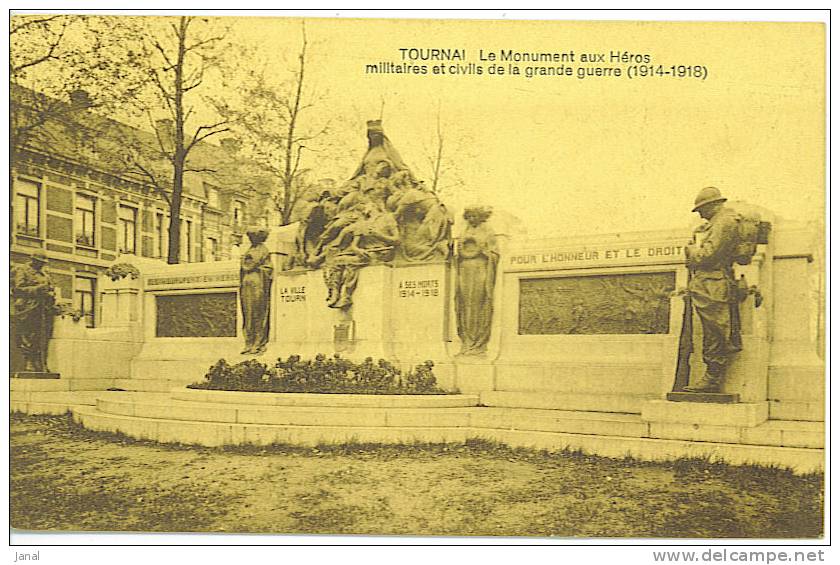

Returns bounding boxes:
[238,120,499,356]
[289,120,455,308]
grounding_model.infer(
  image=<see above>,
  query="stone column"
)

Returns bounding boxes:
[100,276,144,342]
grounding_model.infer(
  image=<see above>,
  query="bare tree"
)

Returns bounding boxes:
[121,16,230,264]
[421,103,474,198]
[216,24,327,226]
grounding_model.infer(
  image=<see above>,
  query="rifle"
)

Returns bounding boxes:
[672,270,693,392]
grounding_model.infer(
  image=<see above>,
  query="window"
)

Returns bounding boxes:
[205,237,219,262]
[75,193,96,247]
[15,180,40,237]
[205,184,220,209]
[74,277,95,328]
[232,200,244,230]
[118,205,137,254]
[155,212,165,258]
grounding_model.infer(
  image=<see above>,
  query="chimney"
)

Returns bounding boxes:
[69,89,93,110]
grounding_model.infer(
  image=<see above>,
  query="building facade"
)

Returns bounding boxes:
[11,92,272,330]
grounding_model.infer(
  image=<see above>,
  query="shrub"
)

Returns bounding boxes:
[188,354,447,395]
[199,359,272,391]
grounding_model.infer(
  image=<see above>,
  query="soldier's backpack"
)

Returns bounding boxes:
[732,211,772,265]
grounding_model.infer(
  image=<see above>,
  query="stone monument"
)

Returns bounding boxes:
[11,251,60,377]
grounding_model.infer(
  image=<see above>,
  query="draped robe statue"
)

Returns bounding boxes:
[455,208,499,355]
[240,229,273,355]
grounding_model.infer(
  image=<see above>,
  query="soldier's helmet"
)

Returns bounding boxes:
[692,186,727,212]
[31,251,48,264]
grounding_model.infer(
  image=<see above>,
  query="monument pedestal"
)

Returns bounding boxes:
[11,371,60,379]
[642,398,770,444]
[453,357,495,394]
[642,399,768,428]
[666,391,740,404]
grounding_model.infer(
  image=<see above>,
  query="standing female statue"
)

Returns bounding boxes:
[240,228,273,355]
[455,207,499,355]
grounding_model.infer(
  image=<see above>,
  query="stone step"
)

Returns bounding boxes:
[129,359,220,384]
[171,389,481,408]
[11,401,79,415]
[68,378,118,391]
[70,407,824,474]
[113,379,188,393]
[471,407,648,438]
[494,363,661,395]
[769,400,824,422]
[9,378,117,392]
[95,399,648,436]
[97,398,476,428]
[12,391,99,405]
[742,420,825,449]
[10,379,71,392]
[481,391,655,414]
[11,391,170,416]
[73,406,473,447]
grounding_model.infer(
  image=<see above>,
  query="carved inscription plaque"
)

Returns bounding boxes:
[156,292,237,337]
[518,271,675,335]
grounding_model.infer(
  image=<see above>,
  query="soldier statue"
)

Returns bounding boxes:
[682,187,742,393]
[11,251,58,372]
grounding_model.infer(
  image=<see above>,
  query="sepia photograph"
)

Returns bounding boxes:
[8,9,827,547]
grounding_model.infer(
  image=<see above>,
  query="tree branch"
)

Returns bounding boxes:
[127,157,169,204]
[186,121,230,153]
[153,40,175,71]
[12,20,68,75]
[185,34,226,53]
[183,166,217,174]
[10,15,62,36]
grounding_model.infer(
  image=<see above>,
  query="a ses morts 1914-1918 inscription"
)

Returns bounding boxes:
[519,271,676,335]
[156,293,238,337]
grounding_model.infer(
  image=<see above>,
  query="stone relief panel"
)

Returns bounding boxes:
[155,292,238,337]
[518,271,675,335]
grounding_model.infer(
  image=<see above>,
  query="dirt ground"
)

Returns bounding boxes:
[10,414,824,539]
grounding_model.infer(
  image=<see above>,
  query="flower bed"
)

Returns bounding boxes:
[188,354,450,395]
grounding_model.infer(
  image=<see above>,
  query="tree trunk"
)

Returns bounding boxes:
[166,16,188,264]
[167,173,182,264]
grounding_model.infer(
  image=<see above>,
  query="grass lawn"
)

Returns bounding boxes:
[10,413,824,538]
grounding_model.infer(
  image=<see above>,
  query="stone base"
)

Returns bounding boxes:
[11,372,60,379]
[667,391,740,404]
[642,399,769,427]
[454,362,495,394]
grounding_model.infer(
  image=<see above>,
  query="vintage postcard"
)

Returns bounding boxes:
[9,11,826,546]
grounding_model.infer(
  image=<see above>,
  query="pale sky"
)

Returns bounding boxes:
[225,17,825,237]
[20,15,827,238]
